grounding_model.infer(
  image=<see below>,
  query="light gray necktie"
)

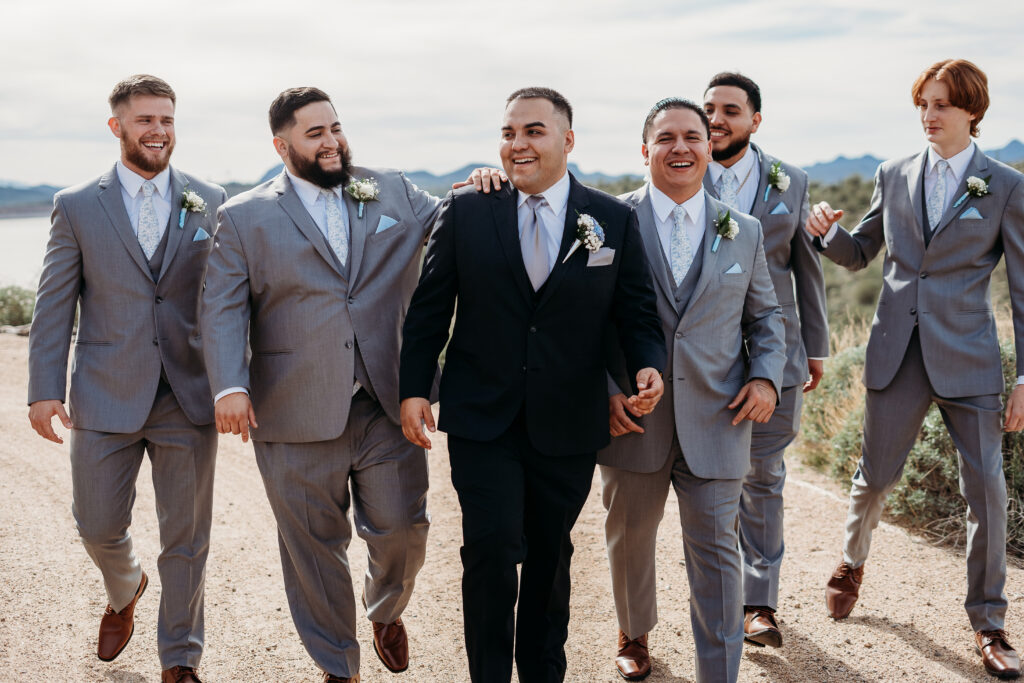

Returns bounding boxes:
[927,159,949,229]
[321,188,348,267]
[670,205,693,285]
[522,195,550,291]
[137,180,161,259]
[717,167,739,210]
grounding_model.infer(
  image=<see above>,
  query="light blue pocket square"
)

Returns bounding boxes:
[770,201,790,215]
[375,215,399,233]
[960,206,984,220]
[725,262,743,275]
[192,227,211,242]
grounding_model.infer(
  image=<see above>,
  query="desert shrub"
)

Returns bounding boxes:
[0,285,34,326]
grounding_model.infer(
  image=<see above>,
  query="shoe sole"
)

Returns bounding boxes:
[372,639,408,674]
[615,666,651,681]
[744,629,783,648]
[975,646,1022,679]
[97,573,148,662]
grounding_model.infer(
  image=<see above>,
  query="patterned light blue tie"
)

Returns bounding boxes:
[717,167,739,210]
[927,159,949,229]
[522,195,550,290]
[321,189,348,267]
[137,180,161,259]
[670,205,693,285]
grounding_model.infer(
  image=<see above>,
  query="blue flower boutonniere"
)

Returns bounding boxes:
[562,212,606,263]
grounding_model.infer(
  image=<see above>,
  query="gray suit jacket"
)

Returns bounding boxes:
[704,143,829,387]
[597,186,786,479]
[201,167,441,443]
[820,147,1024,398]
[28,164,226,432]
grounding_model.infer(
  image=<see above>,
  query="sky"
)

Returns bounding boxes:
[3,0,1024,187]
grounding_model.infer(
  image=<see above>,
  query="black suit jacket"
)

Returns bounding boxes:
[400,174,665,456]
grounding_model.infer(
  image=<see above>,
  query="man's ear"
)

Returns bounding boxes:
[563,129,575,155]
[750,111,763,135]
[108,116,122,139]
[272,136,288,161]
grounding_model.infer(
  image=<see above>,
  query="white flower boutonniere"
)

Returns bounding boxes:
[346,178,380,218]
[953,175,992,208]
[562,212,606,263]
[763,160,791,202]
[179,188,207,228]
[712,210,739,253]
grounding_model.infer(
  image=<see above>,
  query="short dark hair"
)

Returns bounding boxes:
[506,87,573,128]
[108,75,176,113]
[269,87,333,135]
[705,72,762,114]
[641,98,710,143]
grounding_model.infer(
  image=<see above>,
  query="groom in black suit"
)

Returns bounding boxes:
[399,87,666,682]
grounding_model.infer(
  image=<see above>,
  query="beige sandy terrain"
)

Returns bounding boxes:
[1,332,1022,682]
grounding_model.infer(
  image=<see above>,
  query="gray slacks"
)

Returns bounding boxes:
[70,380,217,669]
[601,437,744,683]
[740,385,802,610]
[843,330,1008,631]
[254,390,430,677]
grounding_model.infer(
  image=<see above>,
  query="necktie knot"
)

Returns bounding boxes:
[142,180,155,198]
[526,195,547,211]
[672,204,686,225]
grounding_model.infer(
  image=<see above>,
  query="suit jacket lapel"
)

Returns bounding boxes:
[274,173,346,280]
[536,176,589,310]
[491,186,534,305]
[97,165,152,278]
[933,146,988,237]
[749,144,771,218]
[702,172,718,199]
[633,186,675,302]
[157,167,187,281]
[906,150,928,245]
[682,195,724,315]
[342,182,371,283]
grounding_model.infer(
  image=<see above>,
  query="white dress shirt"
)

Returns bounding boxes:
[117,161,171,236]
[708,144,760,214]
[649,183,706,265]
[517,171,570,270]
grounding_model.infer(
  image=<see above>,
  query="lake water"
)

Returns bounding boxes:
[0,216,50,289]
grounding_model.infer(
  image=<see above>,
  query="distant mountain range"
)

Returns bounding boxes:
[4,140,1024,215]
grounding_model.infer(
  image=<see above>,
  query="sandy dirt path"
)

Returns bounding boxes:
[2,332,1022,681]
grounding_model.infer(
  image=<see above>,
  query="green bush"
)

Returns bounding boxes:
[0,285,34,326]
[801,337,1024,556]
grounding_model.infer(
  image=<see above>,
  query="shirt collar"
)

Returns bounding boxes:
[927,141,975,182]
[516,171,571,216]
[708,144,756,186]
[116,160,171,199]
[649,182,706,225]
[286,168,343,207]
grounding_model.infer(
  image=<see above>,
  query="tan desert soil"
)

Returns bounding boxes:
[2,331,1023,681]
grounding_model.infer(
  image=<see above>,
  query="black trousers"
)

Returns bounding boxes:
[448,413,596,683]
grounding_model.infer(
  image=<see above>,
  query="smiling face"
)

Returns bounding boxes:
[108,94,175,178]
[643,107,712,204]
[703,85,761,166]
[273,99,353,189]
[917,78,975,158]
[499,97,574,195]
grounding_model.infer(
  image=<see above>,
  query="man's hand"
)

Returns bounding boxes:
[28,399,72,444]
[728,378,777,425]
[609,393,644,437]
[805,201,845,238]
[215,392,258,443]
[401,397,435,449]
[627,368,664,415]
[452,167,507,193]
[1005,384,1024,432]
[804,358,825,393]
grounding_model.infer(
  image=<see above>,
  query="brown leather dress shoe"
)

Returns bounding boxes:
[977,630,1022,679]
[161,665,203,683]
[97,571,148,661]
[322,672,359,682]
[615,630,651,681]
[372,618,409,673]
[744,606,783,648]
[825,561,863,619]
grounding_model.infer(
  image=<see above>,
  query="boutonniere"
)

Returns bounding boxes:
[562,211,606,263]
[712,210,739,253]
[346,177,380,218]
[178,187,207,228]
[763,160,791,202]
[953,175,992,208]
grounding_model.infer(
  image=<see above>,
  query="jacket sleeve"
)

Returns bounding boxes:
[743,221,787,398]
[819,166,886,271]
[791,176,830,359]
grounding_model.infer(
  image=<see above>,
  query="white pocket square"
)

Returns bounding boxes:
[770,201,790,215]
[960,206,984,220]
[192,227,211,242]
[587,247,615,267]
[724,262,743,275]
[375,215,399,233]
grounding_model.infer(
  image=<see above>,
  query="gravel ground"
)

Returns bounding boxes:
[2,332,1022,682]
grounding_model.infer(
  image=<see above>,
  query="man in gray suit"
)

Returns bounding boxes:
[27,75,225,683]
[201,87,498,683]
[807,58,1024,680]
[598,98,786,683]
[702,72,829,648]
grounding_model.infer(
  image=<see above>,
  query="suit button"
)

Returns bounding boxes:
[348,297,355,304]
[675,332,683,339]
[910,307,917,315]
[529,326,537,333]
[522,365,527,372]
[152,338,158,346]
[155,296,164,303]
[345,340,353,349]
[920,272,928,279]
